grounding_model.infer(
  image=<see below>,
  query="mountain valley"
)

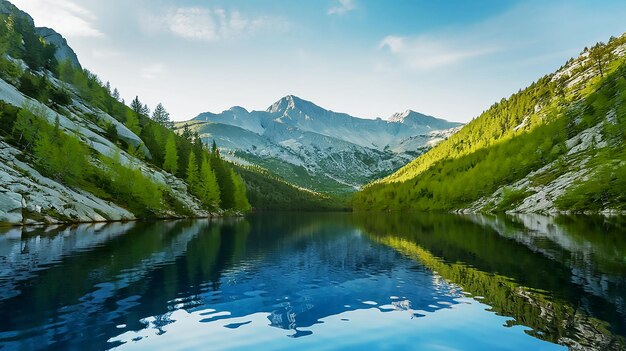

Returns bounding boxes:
[181,95,461,193]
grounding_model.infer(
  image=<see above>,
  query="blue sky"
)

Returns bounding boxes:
[12,0,626,122]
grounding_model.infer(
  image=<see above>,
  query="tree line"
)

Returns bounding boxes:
[354,35,626,212]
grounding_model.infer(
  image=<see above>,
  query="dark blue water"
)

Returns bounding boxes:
[0,213,624,350]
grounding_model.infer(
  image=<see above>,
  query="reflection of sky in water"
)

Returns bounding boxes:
[103,227,561,350]
[2,213,619,350]
[110,298,564,351]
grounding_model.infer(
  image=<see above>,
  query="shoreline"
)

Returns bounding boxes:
[0,211,247,229]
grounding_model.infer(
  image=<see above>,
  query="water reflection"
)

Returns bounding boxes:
[0,213,623,350]
[357,212,626,350]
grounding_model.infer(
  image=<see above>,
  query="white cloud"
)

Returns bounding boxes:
[11,0,104,38]
[379,35,496,70]
[140,63,165,80]
[328,0,356,15]
[145,7,288,42]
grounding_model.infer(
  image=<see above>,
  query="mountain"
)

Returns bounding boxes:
[181,95,462,193]
[354,33,626,213]
[0,1,340,224]
[0,1,80,68]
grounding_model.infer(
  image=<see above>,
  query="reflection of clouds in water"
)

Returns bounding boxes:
[109,298,564,351]
[3,213,621,351]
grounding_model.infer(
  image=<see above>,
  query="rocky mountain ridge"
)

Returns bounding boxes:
[184,95,462,193]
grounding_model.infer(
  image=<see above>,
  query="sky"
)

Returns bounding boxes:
[11,0,626,122]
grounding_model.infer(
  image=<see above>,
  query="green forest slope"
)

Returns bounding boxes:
[0,2,336,225]
[354,34,626,213]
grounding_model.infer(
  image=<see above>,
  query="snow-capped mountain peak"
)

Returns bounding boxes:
[388,110,415,123]
[267,95,299,113]
[187,96,462,192]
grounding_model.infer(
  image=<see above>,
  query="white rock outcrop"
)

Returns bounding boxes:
[0,139,135,225]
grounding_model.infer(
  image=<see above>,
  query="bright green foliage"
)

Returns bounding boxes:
[140,123,165,165]
[124,109,141,135]
[494,187,532,212]
[354,119,567,211]
[231,169,251,212]
[186,150,199,192]
[355,35,626,212]
[100,154,163,215]
[12,104,89,185]
[163,134,179,174]
[198,156,221,209]
[555,149,626,211]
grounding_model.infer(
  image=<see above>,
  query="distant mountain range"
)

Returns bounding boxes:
[181,95,462,193]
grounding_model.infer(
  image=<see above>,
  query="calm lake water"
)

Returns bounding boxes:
[0,213,625,350]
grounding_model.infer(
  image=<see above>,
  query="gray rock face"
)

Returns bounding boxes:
[188,95,462,192]
[35,27,82,69]
[0,75,208,225]
[0,139,135,226]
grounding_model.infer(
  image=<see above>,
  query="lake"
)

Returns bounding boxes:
[0,213,624,350]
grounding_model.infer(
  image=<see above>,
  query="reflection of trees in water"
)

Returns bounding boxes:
[0,218,250,350]
[355,212,626,351]
[466,214,626,316]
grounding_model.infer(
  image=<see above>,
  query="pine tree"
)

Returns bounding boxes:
[130,96,150,117]
[130,96,142,115]
[589,42,610,77]
[186,150,199,193]
[152,103,174,129]
[163,134,178,174]
[211,151,235,209]
[181,124,192,140]
[231,169,251,212]
[192,132,204,161]
[143,104,151,117]
[112,88,120,101]
[199,156,221,209]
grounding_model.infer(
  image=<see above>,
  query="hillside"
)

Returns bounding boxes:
[233,164,349,211]
[179,95,461,193]
[0,1,300,225]
[354,33,626,213]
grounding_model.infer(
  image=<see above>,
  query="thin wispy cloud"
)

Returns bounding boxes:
[140,63,165,80]
[379,35,496,70]
[144,6,288,42]
[11,0,103,38]
[328,0,356,15]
